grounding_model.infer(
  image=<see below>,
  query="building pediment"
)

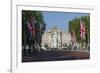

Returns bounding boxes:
[47,26,61,33]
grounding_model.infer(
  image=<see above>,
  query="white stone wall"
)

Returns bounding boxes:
[62,32,71,46]
[41,32,52,48]
[41,30,71,49]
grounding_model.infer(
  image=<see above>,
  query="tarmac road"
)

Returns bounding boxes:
[22,50,89,62]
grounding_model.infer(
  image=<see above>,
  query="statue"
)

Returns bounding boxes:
[52,31,58,48]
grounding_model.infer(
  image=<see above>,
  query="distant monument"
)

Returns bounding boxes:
[51,26,61,48]
[52,31,58,48]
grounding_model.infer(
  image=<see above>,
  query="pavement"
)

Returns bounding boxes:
[22,50,89,62]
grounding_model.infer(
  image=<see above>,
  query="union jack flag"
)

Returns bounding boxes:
[71,30,76,44]
[80,20,86,39]
[27,18,35,38]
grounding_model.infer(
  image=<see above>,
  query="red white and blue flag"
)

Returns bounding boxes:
[80,20,86,39]
[27,18,35,37]
[71,30,76,44]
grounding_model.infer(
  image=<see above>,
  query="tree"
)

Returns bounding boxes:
[22,10,46,54]
[69,16,90,45]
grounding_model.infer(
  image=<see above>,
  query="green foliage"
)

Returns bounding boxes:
[69,16,90,43]
[22,10,46,46]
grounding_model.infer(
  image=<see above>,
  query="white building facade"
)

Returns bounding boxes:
[41,27,71,50]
